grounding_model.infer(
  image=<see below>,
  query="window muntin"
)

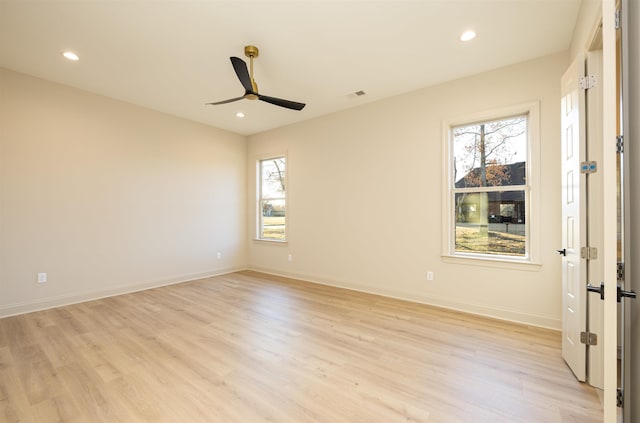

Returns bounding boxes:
[450,115,529,258]
[258,156,286,241]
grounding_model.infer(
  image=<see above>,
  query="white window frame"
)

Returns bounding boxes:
[256,154,287,242]
[441,102,541,268]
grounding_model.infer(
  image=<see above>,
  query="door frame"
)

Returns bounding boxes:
[586,46,605,391]
[602,0,620,421]
[622,0,639,419]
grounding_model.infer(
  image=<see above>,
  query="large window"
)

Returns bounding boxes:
[258,156,286,241]
[443,103,539,262]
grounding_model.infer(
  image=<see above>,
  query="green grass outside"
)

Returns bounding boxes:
[455,226,525,256]
[262,216,285,240]
[262,217,524,252]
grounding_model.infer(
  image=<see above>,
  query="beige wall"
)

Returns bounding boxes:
[1,52,571,328]
[569,0,602,59]
[0,69,248,316]
[247,52,569,329]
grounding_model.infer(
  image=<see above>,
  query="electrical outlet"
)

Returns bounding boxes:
[287,254,293,262]
[217,252,222,259]
[427,271,434,281]
[37,272,47,284]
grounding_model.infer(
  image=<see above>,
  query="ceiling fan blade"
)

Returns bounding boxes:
[230,57,254,93]
[205,96,245,105]
[258,94,306,111]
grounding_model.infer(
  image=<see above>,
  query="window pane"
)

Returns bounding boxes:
[261,199,285,240]
[261,158,286,199]
[259,156,286,241]
[453,116,527,188]
[454,191,526,256]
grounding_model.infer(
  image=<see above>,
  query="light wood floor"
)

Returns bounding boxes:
[0,271,603,422]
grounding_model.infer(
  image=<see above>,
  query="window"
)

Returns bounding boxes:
[443,103,540,263]
[258,156,286,241]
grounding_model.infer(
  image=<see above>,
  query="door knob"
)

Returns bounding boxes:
[556,248,567,256]
[618,286,637,302]
[587,283,605,300]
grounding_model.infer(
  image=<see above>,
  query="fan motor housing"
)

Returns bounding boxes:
[244,45,259,58]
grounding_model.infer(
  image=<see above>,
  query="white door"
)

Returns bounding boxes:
[560,55,587,381]
[585,49,604,390]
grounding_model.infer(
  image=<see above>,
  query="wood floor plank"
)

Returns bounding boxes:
[0,271,603,422]
[0,355,32,422]
[31,395,84,423]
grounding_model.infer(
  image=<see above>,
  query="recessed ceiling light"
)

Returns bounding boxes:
[236,112,245,118]
[460,30,476,42]
[62,51,79,61]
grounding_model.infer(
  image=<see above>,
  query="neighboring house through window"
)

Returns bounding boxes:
[258,156,286,241]
[442,103,540,264]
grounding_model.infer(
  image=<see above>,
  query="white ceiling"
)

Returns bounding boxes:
[0,0,581,136]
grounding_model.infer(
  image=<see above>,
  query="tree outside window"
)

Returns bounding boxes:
[451,115,528,257]
[258,157,286,241]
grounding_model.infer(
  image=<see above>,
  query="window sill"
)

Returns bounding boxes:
[441,254,541,272]
[253,239,288,245]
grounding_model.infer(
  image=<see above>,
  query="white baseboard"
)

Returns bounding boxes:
[248,266,562,331]
[2,265,562,331]
[0,266,247,318]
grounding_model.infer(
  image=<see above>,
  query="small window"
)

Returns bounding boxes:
[258,156,286,241]
[443,103,540,263]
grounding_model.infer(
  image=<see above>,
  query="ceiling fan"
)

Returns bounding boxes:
[207,45,306,111]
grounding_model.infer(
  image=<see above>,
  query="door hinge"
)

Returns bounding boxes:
[615,9,621,30]
[580,331,598,346]
[616,135,624,153]
[580,161,597,174]
[579,75,597,90]
[617,388,624,407]
[617,261,625,282]
[581,247,598,260]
